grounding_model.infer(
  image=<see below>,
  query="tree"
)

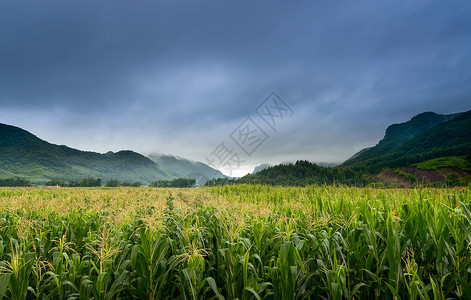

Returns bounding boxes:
[78,177,102,187]
[45,179,67,187]
[105,179,120,187]
[68,180,79,187]
[0,178,31,187]
[120,181,143,187]
[446,172,460,187]
[149,178,196,188]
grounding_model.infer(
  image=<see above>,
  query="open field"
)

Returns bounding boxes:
[0,186,470,299]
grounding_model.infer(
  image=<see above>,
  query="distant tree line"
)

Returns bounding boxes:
[44,178,144,187]
[1,177,196,187]
[45,177,102,187]
[204,177,235,186]
[0,178,31,187]
[149,178,196,188]
[105,179,142,187]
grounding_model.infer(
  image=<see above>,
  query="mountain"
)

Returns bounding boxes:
[148,154,225,186]
[0,123,173,184]
[342,110,471,173]
[315,162,339,168]
[252,163,272,174]
[235,110,471,187]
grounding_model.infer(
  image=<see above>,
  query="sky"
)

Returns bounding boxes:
[1,1,470,176]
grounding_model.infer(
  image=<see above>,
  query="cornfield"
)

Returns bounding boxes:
[0,185,470,299]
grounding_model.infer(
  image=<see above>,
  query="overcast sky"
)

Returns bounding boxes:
[1,1,470,176]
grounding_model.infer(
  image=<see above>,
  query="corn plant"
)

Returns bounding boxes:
[0,185,469,299]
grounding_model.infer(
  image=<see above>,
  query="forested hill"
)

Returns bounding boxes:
[0,123,173,184]
[208,110,471,187]
[341,110,471,173]
[233,161,367,186]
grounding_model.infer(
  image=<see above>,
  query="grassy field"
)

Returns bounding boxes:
[0,186,470,299]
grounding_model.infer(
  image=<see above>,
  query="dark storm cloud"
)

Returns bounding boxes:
[1,1,470,175]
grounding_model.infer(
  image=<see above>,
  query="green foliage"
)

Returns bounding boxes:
[0,178,31,187]
[66,177,102,187]
[67,180,79,187]
[463,175,471,186]
[395,170,418,183]
[149,178,196,188]
[0,123,173,185]
[425,182,444,188]
[0,186,470,298]
[120,181,142,187]
[347,111,460,163]
[44,179,67,186]
[204,177,235,186]
[414,156,471,170]
[231,160,368,186]
[105,180,142,187]
[444,173,471,187]
[446,173,461,187]
[79,177,102,187]
[105,179,120,187]
[343,110,471,173]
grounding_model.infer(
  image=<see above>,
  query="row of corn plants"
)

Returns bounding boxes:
[0,186,469,299]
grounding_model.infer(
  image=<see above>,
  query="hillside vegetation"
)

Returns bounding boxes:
[414,156,471,171]
[1,109,470,187]
[206,161,368,186]
[342,110,471,173]
[222,110,471,187]
[0,123,173,184]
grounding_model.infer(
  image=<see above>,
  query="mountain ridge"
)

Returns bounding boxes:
[341,110,470,172]
[148,154,226,186]
[230,109,471,187]
[2,108,469,187]
[0,123,222,185]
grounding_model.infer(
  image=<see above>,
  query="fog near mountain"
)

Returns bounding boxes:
[148,154,225,186]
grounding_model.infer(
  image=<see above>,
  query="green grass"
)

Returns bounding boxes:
[414,156,471,170]
[0,186,470,299]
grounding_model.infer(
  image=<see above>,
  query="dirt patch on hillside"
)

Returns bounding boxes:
[376,170,411,187]
[438,167,471,177]
[376,167,471,187]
